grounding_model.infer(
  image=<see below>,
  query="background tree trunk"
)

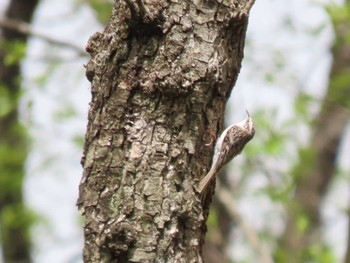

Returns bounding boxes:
[77,0,254,261]
[202,195,232,262]
[0,0,39,262]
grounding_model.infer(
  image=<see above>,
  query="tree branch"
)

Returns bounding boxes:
[0,17,87,55]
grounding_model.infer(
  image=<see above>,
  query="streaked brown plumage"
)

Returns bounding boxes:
[199,112,255,193]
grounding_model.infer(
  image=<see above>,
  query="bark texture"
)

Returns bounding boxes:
[77,0,254,262]
[277,2,350,262]
[0,0,39,262]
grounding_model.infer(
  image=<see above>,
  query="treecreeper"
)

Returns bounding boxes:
[199,111,255,193]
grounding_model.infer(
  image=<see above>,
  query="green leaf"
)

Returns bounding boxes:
[2,41,27,65]
[296,213,310,234]
[73,134,85,147]
[307,244,336,263]
[0,84,13,117]
[207,207,218,226]
[81,0,113,24]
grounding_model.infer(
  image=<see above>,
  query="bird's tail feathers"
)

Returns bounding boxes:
[199,168,216,193]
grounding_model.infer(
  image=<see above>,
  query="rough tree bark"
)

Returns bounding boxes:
[277,2,350,262]
[77,0,254,261]
[0,0,39,262]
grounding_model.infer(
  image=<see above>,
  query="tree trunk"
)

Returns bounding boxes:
[0,0,39,262]
[77,0,254,261]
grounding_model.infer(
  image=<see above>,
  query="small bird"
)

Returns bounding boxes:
[199,111,255,193]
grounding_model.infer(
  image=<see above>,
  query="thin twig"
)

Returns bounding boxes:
[215,181,274,263]
[0,17,87,56]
